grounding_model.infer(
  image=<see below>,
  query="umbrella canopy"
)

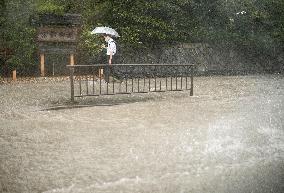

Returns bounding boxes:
[91,26,120,37]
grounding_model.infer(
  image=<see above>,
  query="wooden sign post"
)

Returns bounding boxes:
[12,70,17,81]
[70,53,74,66]
[36,13,82,76]
[40,53,45,76]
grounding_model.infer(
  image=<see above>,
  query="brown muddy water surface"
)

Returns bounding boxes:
[0,75,284,193]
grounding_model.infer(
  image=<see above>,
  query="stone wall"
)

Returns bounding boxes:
[112,43,284,75]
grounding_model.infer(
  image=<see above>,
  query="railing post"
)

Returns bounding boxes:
[190,65,194,96]
[40,53,45,77]
[70,66,75,103]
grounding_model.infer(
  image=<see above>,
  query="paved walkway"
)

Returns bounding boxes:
[0,75,283,193]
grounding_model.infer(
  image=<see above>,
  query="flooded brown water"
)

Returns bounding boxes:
[0,75,283,193]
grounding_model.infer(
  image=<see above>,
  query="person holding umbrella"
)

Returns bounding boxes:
[102,34,116,82]
[91,27,119,82]
[103,34,116,65]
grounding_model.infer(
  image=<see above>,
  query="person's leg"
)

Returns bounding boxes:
[110,57,115,80]
[99,68,103,79]
[104,65,110,83]
[105,57,116,83]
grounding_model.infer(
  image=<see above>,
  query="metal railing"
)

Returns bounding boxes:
[67,64,195,102]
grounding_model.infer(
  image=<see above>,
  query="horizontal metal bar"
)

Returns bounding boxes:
[67,64,195,68]
[115,92,132,95]
[150,90,166,93]
[75,94,100,97]
[169,89,183,92]
[134,91,149,94]
[100,93,116,96]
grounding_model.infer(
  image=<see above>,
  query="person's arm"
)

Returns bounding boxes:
[109,53,112,65]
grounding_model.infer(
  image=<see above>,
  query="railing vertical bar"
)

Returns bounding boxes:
[106,65,109,94]
[70,67,74,102]
[190,65,194,96]
[86,76,89,95]
[99,68,102,95]
[155,76,157,91]
[143,77,146,92]
[79,76,82,96]
[148,77,151,92]
[119,81,122,93]
[92,74,95,94]
[138,78,140,92]
[143,66,146,92]
[154,66,157,92]
[186,76,188,90]
[126,78,128,93]
[132,78,134,93]
[112,79,115,94]
[171,76,173,91]
[106,81,109,95]
[125,65,127,93]
[166,77,168,91]
[176,76,178,90]
[112,68,115,94]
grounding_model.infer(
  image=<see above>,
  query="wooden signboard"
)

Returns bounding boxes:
[37,27,78,43]
[36,14,82,76]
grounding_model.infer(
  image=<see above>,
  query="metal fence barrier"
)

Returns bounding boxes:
[67,64,195,102]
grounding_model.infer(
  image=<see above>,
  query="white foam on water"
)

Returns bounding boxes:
[42,184,75,193]
[94,176,142,189]
[42,176,145,193]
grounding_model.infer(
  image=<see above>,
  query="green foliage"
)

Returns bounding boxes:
[78,26,104,57]
[0,0,6,44]
[96,0,196,47]
[1,0,283,74]
[1,0,37,72]
[36,0,65,15]
[5,25,36,70]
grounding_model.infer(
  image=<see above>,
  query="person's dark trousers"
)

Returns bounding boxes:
[104,58,115,83]
[104,65,111,83]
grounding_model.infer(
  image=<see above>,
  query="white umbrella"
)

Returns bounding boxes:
[91,26,120,37]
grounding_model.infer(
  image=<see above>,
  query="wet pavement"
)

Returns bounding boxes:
[0,75,284,193]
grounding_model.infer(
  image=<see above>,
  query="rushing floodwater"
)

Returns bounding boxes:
[0,75,283,193]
